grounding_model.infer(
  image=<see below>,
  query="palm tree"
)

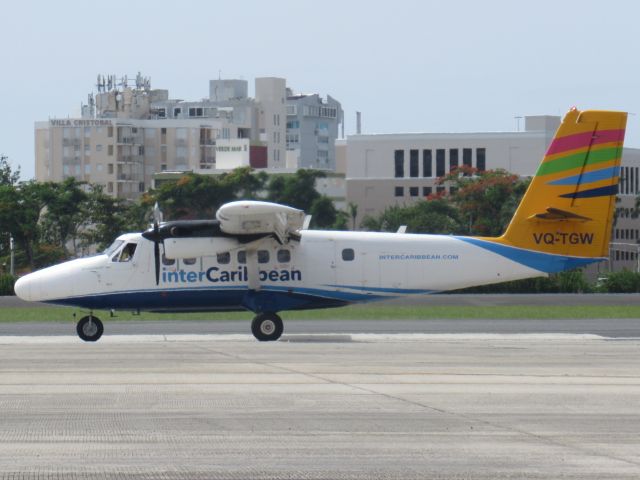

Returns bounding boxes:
[348,202,358,230]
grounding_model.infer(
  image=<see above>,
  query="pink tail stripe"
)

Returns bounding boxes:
[546,129,625,156]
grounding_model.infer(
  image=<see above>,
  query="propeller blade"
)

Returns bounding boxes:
[153,221,160,286]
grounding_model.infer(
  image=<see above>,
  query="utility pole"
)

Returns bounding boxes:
[9,236,14,276]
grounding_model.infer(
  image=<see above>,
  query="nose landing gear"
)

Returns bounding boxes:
[76,314,104,342]
[251,312,283,341]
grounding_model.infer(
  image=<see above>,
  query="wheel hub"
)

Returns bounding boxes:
[83,321,98,337]
[260,319,275,335]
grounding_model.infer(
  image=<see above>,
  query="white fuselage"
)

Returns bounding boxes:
[14,230,546,312]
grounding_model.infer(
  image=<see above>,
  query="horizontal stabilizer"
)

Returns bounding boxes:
[529,207,593,222]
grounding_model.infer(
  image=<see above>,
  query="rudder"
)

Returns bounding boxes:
[497,108,627,260]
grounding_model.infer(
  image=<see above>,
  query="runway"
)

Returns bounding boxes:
[1,332,640,479]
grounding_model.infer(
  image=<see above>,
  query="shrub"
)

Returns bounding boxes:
[600,269,640,293]
[0,274,16,296]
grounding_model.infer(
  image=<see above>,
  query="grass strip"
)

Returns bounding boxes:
[1,304,640,322]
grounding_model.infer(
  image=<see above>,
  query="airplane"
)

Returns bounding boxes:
[14,108,627,342]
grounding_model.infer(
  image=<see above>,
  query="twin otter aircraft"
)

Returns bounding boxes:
[15,109,627,341]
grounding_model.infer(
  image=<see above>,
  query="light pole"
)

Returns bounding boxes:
[9,236,14,276]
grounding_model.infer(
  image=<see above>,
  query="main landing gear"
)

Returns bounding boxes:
[251,312,283,341]
[76,314,104,342]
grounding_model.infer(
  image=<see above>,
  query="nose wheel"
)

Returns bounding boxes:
[77,315,104,342]
[251,313,283,341]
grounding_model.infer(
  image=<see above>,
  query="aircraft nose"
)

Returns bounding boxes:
[14,275,33,301]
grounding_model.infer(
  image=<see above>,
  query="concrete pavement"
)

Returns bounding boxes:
[1,333,640,479]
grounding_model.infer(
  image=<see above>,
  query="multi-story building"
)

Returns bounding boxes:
[345,114,640,274]
[285,91,343,170]
[35,74,343,200]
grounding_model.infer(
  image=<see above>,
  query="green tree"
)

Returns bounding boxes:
[442,167,529,236]
[144,167,267,220]
[266,169,326,212]
[347,202,358,230]
[361,198,464,234]
[0,155,20,187]
[310,196,338,229]
[0,181,48,269]
[39,178,90,256]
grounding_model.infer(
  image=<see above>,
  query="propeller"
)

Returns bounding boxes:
[151,203,163,286]
[153,219,160,285]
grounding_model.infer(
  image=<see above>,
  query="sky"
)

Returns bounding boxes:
[1,0,639,180]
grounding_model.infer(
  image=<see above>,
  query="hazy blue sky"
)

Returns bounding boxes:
[2,0,639,179]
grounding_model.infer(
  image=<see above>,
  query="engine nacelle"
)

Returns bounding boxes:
[216,201,305,243]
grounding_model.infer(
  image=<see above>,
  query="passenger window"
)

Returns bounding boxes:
[217,252,230,264]
[257,250,269,264]
[342,248,355,261]
[277,249,291,263]
[118,243,137,262]
[162,253,175,266]
[183,257,197,266]
[237,250,246,264]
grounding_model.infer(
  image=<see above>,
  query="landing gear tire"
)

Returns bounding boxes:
[251,313,283,342]
[76,315,104,342]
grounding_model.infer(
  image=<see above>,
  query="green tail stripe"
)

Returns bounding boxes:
[537,147,622,176]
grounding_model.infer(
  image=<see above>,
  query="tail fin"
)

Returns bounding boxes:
[491,108,627,266]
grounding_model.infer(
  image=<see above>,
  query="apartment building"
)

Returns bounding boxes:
[35,74,343,200]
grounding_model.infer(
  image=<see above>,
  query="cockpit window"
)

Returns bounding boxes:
[115,243,137,262]
[103,240,124,257]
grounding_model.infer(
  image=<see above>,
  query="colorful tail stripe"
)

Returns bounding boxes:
[546,129,625,156]
[559,184,619,199]
[537,147,622,176]
[547,166,620,186]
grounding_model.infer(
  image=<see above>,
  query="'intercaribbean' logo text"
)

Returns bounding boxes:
[162,266,302,284]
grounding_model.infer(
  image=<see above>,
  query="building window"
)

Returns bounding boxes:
[476,148,486,171]
[422,186,432,197]
[107,182,113,193]
[342,248,355,261]
[450,187,458,195]
[258,250,270,264]
[107,126,113,138]
[174,107,181,117]
[394,186,404,197]
[277,249,291,263]
[436,149,445,177]
[108,145,113,156]
[436,186,445,194]
[107,163,114,174]
[237,251,246,264]
[217,252,230,264]
[409,186,419,197]
[450,149,459,171]
[96,144,103,152]
[409,150,419,177]
[463,148,472,175]
[188,107,203,117]
[394,150,404,178]
[423,150,432,177]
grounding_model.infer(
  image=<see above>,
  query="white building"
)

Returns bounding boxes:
[345,114,640,273]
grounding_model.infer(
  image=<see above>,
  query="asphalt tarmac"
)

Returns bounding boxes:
[1,333,640,479]
[2,294,640,479]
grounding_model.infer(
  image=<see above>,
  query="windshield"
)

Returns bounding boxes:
[103,240,124,257]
